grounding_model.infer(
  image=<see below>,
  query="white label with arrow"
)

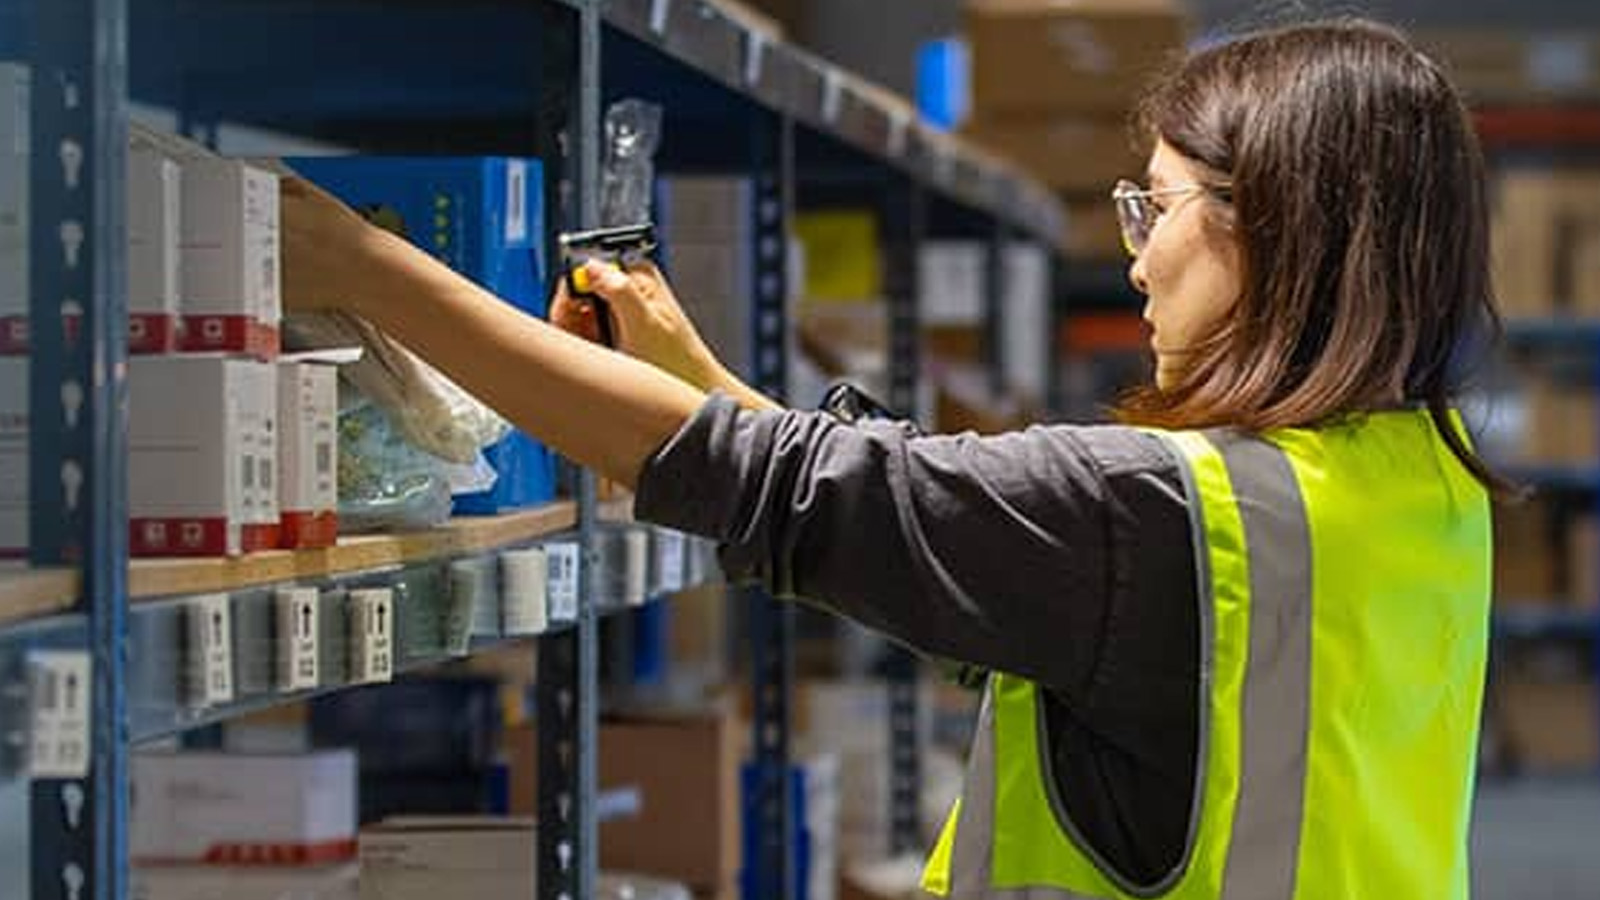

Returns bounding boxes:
[275,587,320,691]
[349,588,394,684]
[27,651,91,780]
[187,593,234,707]
[546,542,581,623]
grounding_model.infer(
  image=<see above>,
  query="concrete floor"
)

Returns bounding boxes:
[1473,779,1600,899]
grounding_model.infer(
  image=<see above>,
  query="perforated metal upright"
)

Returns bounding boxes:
[882,175,924,856]
[535,2,602,898]
[26,2,131,900]
[744,106,798,900]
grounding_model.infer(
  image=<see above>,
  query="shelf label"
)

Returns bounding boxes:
[822,70,843,123]
[187,594,234,707]
[350,588,394,684]
[655,528,687,593]
[546,542,581,623]
[275,588,320,691]
[27,651,91,780]
[888,111,910,159]
[745,31,766,87]
[650,0,671,34]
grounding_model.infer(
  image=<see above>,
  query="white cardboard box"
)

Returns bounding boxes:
[130,356,280,556]
[132,863,358,900]
[127,144,183,353]
[0,64,26,355]
[276,361,337,548]
[359,817,535,900]
[0,62,28,157]
[178,158,280,359]
[0,356,26,555]
[131,750,358,866]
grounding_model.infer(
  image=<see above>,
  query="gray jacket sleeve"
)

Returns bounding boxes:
[634,393,1192,706]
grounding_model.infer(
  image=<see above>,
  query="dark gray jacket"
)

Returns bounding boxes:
[636,394,1200,885]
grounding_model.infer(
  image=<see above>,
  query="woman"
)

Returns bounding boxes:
[283,18,1500,898]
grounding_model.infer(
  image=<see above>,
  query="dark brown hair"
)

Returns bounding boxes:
[1117,18,1510,494]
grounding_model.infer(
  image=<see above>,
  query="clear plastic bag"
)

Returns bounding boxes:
[600,99,664,227]
[335,387,497,534]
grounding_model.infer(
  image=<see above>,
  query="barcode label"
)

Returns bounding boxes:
[656,529,687,592]
[276,588,320,691]
[27,651,91,779]
[242,455,256,491]
[505,161,528,243]
[315,442,332,476]
[349,589,394,684]
[259,458,274,493]
[187,594,234,707]
[546,543,580,622]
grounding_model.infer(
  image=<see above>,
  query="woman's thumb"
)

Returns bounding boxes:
[578,260,636,303]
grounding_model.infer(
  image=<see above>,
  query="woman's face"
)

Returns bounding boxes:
[1129,140,1243,390]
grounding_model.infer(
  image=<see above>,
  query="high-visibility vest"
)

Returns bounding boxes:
[923,410,1492,899]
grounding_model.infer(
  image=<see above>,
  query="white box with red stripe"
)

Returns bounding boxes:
[178,157,281,359]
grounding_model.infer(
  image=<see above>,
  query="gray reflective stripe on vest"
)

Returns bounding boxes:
[943,432,1313,900]
[1208,432,1312,900]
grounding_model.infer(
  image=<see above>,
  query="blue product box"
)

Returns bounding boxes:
[287,156,555,514]
[917,37,971,132]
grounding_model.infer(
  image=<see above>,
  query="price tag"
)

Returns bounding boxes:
[655,528,687,593]
[625,530,650,607]
[27,651,91,780]
[888,111,910,159]
[546,543,581,623]
[501,547,550,636]
[275,588,320,691]
[187,594,234,707]
[349,589,394,684]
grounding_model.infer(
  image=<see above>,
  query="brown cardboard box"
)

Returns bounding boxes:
[1493,498,1555,602]
[508,701,743,893]
[963,114,1142,193]
[1523,379,1599,466]
[964,0,1190,117]
[1493,169,1600,316]
[1573,229,1600,316]
[1498,678,1600,771]
[1569,514,1600,610]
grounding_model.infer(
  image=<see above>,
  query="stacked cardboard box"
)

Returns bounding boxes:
[1492,168,1600,318]
[961,0,1192,260]
[1414,31,1600,104]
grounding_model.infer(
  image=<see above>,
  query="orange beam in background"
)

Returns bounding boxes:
[1062,312,1147,355]
[1475,105,1600,149]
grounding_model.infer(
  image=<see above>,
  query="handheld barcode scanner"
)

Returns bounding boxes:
[559,223,659,348]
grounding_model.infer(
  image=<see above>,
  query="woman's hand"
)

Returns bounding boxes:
[550,260,727,393]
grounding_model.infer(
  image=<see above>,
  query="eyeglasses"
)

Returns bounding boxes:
[1111,178,1233,257]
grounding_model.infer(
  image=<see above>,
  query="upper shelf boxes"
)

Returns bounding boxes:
[961,0,1190,259]
[0,63,27,354]
[287,156,554,515]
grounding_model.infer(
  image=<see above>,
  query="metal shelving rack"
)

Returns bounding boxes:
[0,2,1069,899]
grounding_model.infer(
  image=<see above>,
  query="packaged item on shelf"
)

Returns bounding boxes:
[1491,167,1600,318]
[1522,378,1599,466]
[795,210,882,303]
[1495,650,1600,772]
[132,862,358,900]
[600,99,663,229]
[130,750,358,866]
[334,388,461,534]
[286,155,552,514]
[0,356,24,556]
[129,356,278,556]
[963,0,1191,117]
[277,359,339,548]
[360,817,536,900]
[127,143,184,353]
[0,63,26,355]
[177,157,282,358]
[1568,513,1600,610]
[1493,496,1556,603]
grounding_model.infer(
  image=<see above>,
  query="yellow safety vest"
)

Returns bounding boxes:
[923,409,1492,899]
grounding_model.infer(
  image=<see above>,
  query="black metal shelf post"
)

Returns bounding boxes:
[536,2,601,899]
[883,174,924,857]
[744,105,797,900]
